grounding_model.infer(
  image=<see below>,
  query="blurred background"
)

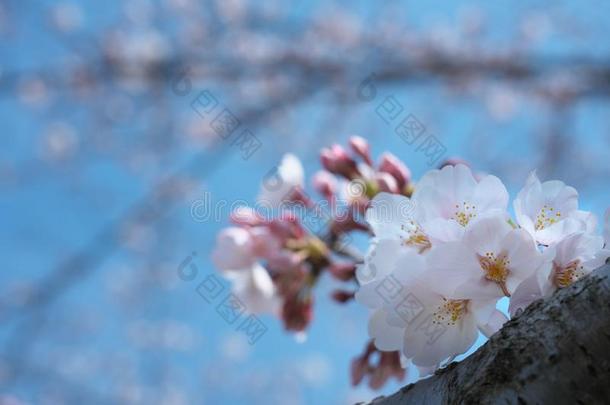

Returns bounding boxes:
[1,0,610,403]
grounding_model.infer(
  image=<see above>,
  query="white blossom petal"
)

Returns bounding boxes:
[257,153,304,208]
[366,192,416,239]
[509,275,543,317]
[476,308,508,338]
[425,241,480,298]
[403,298,478,368]
[514,171,582,245]
[414,164,508,233]
[428,215,545,300]
[368,309,405,351]
[231,263,279,314]
[471,174,509,213]
[211,227,256,271]
[539,232,608,295]
[355,239,405,308]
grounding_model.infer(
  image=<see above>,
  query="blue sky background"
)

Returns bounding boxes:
[1,1,610,404]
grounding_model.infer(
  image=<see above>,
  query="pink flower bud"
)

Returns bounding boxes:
[269,212,306,240]
[281,294,313,332]
[273,264,307,295]
[331,210,370,234]
[320,144,358,179]
[320,148,335,171]
[249,226,281,258]
[349,135,373,165]
[290,186,314,208]
[266,250,304,271]
[378,153,411,190]
[312,170,337,200]
[375,172,399,193]
[230,206,264,226]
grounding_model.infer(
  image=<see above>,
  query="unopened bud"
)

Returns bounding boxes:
[375,172,399,194]
[281,294,313,332]
[230,206,264,226]
[320,145,358,179]
[312,170,337,200]
[349,135,373,165]
[379,153,411,190]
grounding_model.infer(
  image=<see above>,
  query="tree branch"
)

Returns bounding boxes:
[367,263,610,404]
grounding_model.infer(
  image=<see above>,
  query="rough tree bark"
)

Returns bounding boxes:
[367,264,610,405]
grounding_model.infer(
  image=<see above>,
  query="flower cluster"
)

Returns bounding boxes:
[212,206,326,333]
[357,165,610,375]
[211,136,610,387]
[211,137,414,342]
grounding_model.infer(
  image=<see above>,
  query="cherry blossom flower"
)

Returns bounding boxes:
[538,231,609,295]
[207,135,609,388]
[362,250,505,368]
[211,227,280,314]
[426,214,546,299]
[363,167,508,259]
[513,171,591,245]
[510,231,610,316]
[364,193,429,255]
[412,164,509,243]
[400,286,498,368]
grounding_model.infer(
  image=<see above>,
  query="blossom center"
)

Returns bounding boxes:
[534,204,561,230]
[433,298,468,326]
[477,251,511,296]
[453,202,476,226]
[400,222,432,253]
[553,260,584,288]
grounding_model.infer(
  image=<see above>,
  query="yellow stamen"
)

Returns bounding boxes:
[535,204,561,230]
[400,222,432,253]
[553,260,584,288]
[453,202,477,227]
[477,251,511,296]
[433,298,468,326]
